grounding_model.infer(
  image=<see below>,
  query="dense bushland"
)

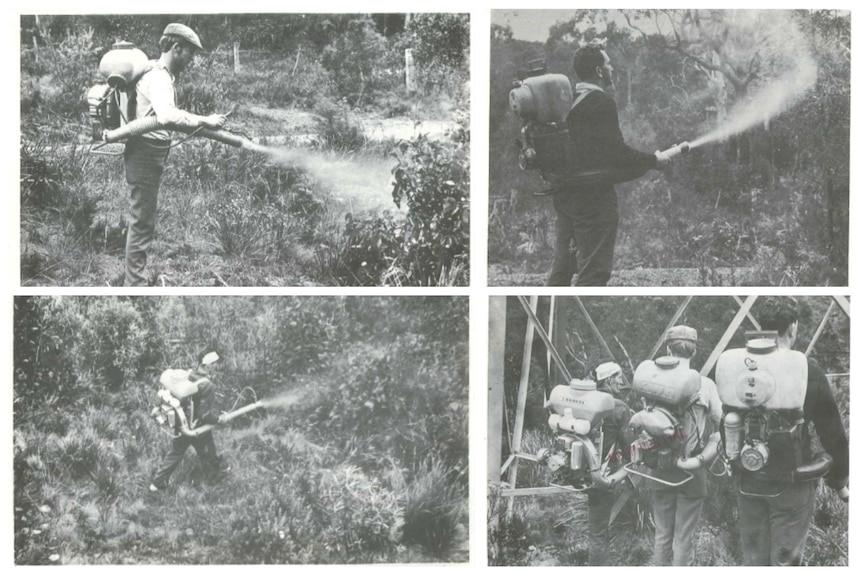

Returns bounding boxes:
[14,296,469,564]
[488,295,848,565]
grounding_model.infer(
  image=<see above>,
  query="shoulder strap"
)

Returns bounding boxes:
[126,62,158,122]
[570,88,595,112]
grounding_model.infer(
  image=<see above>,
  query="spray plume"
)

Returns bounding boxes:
[252,146,399,212]
[689,58,818,150]
[258,384,316,410]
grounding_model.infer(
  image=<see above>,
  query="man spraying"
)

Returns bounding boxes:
[121,23,226,286]
[150,351,228,491]
[547,43,671,287]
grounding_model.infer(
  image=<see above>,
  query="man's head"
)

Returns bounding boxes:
[159,23,203,74]
[665,325,698,359]
[756,297,800,348]
[572,43,613,89]
[196,350,220,374]
[595,361,623,395]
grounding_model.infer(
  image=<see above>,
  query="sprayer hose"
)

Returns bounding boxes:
[103,116,245,148]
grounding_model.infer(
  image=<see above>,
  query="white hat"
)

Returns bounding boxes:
[201,351,220,366]
[595,361,622,382]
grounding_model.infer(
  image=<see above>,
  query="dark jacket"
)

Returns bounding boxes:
[802,360,849,489]
[567,83,657,184]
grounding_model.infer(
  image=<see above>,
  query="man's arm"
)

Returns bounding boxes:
[589,94,660,180]
[146,70,226,130]
[805,361,849,491]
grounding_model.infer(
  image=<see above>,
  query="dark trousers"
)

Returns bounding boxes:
[152,431,219,488]
[737,480,817,565]
[587,488,616,565]
[124,137,170,287]
[546,185,618,286]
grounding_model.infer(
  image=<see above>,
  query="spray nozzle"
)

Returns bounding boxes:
[660,141,691,159]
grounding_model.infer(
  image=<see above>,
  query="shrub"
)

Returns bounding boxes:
[313,100,367,153]
[389,130,470,285]
[20,27,100,129]
[13,297,83,414]
[76,298,149,391]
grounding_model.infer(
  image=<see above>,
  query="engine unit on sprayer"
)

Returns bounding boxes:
[149,368,203,438]
[509,60,575,182]
[625,357,702,487]
[536,379,616,490]
[715,337,831,486]
[86,41,151,142]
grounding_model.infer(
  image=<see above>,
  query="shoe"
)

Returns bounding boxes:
[149,483,160,492]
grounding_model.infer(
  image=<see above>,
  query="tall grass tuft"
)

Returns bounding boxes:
[401,459,466,558]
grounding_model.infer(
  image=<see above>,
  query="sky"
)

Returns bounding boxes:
[491,9,579,43]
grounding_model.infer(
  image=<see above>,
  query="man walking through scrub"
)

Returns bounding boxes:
[547,43,671,287]
[123,23,226,286]
[150,351,228,491]
[651,326,721,566]
[727,298,849,565]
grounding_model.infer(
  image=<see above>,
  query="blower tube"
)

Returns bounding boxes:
[179,401,264,437]
[659,141,691,160]
[102,115,247,148]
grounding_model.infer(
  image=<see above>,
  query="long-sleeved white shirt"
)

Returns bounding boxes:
[128,57,199,141]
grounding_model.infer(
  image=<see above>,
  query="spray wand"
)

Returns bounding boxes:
[659,141,692,159]
[180,400,266,437]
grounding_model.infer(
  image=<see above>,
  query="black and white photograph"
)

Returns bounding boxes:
[489,10,850,286]
[488,295,849,565]
[20,13,469,287]
[13,295,469,564]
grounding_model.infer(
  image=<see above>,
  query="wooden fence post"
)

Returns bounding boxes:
[405,48,416,93]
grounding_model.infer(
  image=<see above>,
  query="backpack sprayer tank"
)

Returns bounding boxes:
[509,69,574,181]
[537,379,618,490]
[715,338,831,484]
[625,357,701,486]
[87,41,149,140]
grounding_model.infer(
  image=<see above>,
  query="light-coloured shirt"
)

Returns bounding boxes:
[127,57,199,141]
[676,358,723,456]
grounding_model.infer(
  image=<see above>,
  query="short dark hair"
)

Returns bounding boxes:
[159,34,193,53]
[572,45,606,81]
[756,297,799,336]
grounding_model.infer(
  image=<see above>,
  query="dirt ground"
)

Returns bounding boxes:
[488,265,758,287]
